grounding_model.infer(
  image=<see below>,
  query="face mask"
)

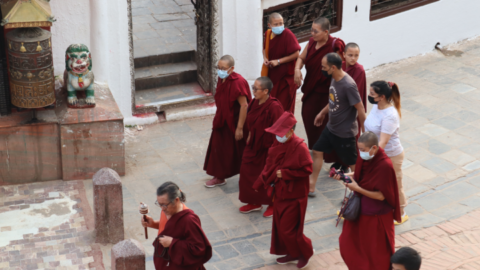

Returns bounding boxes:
[322,70,332,79]
[217,68,230,79]
[359,148,374,160]
[368,96,378,105]
[276,135,288,143]
[272,25,285,35]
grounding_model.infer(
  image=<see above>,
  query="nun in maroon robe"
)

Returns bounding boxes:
[264,28,301,113]
[203,71,251,185]
[153,209,212,270]
[253,112,314,268]
[239,90,283,216]
[338,140,401,270]
[325,61,367,167]
[301,36,345,149]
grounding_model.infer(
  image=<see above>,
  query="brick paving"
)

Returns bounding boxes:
[255,208,480,270]
[0,181,104,270]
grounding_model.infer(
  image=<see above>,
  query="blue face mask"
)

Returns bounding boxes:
[276,135,288,143]
[217,68,230,79]
[272,25,285,35]
[359,148,374,160]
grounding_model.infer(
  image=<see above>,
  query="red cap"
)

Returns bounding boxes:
[265,112,297,137]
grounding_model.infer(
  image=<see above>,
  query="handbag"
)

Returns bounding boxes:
[336,187,361,226]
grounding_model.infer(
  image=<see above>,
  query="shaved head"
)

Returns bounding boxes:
[345,42,360,52]
[313,17,330,32]
[256,76,273,93]
[358,132,379,148]
[268,12,283,23]
[220,55,235,67]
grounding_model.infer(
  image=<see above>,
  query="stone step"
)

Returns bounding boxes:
[134,50,195,69]
[134,82,213,114]
[135,61,197,90]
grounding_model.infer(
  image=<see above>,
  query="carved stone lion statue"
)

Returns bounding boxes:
[64,44,95,106]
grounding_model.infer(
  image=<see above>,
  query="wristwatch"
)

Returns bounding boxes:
[278,59,281,64]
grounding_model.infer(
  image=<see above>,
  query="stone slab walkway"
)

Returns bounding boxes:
[121,36,480,270]
[255,207,480,270]
[132,0,196,58]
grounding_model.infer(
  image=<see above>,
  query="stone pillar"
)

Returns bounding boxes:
[111,239,146,270]
[93,168,124,244]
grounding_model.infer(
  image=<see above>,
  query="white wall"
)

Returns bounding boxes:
[50,0,132,120]
[219,0,480,82]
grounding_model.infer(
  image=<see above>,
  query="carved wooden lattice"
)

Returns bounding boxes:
[263,0,341,42]
[192,0,218,93]
[370,0,439,20]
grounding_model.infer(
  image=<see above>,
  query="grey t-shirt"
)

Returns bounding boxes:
[326,73,361,138]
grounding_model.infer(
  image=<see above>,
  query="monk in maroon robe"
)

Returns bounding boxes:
[142,182,212,270]
[325,43,367,170]
[333,132,401,270]
[239,77,284,218]
[262,13,301,113]
[253,112,314,269]
[294,17,345,151]
[204,55,251,187]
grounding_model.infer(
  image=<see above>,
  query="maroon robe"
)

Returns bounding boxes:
[153,209,212,270]
[239,96,284,205]
[264,29,301,113]
[301,36,345,149]
[325,62,367,165]
[339,148,401,270]
[204,72,251,179]
[253,134,313,259]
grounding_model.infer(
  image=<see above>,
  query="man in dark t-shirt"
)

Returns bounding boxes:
[308,53,366,196]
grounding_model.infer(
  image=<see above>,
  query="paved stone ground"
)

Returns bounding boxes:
[3,36,480,270]
[0,181,104,270]
[257,206,480,270]
[119,37,480,270]
[132,0,196,58]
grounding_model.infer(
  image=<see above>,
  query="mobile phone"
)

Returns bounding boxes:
[329,168,352,183]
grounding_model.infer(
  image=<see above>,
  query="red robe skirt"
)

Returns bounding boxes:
[264,28,301,113]
[239,97,284,205]
[203,72,251,179]
[301,36,345,149]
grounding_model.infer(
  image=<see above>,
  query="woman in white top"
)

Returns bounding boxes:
[364,80,408,225]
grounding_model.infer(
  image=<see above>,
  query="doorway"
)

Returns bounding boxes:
[127,0,218,115]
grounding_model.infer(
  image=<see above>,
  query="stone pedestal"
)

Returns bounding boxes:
[0,82,125,185]
[93,168,124,244]
[111,239,146,270]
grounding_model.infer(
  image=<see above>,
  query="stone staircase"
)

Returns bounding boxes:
[133,51,214,116]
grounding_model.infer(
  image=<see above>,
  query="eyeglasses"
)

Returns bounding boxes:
[251,85,265,92]
[155,200,172,209]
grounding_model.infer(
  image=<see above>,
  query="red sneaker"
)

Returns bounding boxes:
[204,177,226,188]
[263,205,274,218]
[297,254,313,269]
[276,254,298,265]
[239,204,262,213]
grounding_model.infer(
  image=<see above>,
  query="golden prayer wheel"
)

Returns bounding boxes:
[6,27,55,109]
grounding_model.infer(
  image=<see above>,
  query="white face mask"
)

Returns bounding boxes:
[359,148,374,160]
[276,135,288,143]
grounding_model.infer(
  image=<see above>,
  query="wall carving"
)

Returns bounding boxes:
[370,0,439,21]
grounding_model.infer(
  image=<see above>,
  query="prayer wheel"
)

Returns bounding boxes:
[6,27,55,109]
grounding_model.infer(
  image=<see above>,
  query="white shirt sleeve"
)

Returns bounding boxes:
[381,113,399,135]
